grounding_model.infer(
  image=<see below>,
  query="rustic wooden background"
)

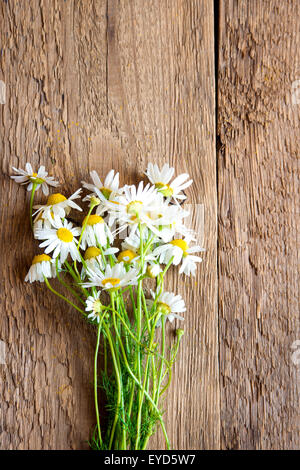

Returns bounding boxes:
[0,0,299,450]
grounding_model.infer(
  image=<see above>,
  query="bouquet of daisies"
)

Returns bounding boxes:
[11,162,204,450]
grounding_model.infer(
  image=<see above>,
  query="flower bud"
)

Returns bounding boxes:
[176,328,184,339]
[90,196,101,208]
[146,263,162,278]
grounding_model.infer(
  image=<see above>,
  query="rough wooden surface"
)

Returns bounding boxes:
[0,0,219,449]
[218,0,300,450]
[1,0,299,451]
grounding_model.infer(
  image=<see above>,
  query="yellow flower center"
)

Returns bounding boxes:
[127,200,143,216]
[32,254,52,265]
[57,228,73,243]
[83,214,104,226]
[157,302,171,316]
[84,246,101,260]
[100,187,112,200]
[32,172,38,177]
[102,278,121,288]
[155,182,174,197]
[47,193,67,206]
[170,239,189,255]
[117,250,136,263]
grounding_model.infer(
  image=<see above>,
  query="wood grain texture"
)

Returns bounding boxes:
[218,0,300,450]
[0,0,218,449]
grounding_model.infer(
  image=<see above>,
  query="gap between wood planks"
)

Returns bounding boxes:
[214,0,221,446]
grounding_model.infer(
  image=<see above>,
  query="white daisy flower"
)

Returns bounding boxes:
[153,236,204,276]
[81,246,119,279]
[146,195,192,242]
[85,291,103,323]
[82,262,139,291]
[106,181,161,238]
[80,214,114,249]
[119,227,157,263]
[33,189,82,224]
[146,290,186,324]
[84,246,103,270]
[121,228,151,253]
[82,169,121,215]
[11,162,59,196]
[24,254,56,283]
[145,163,192,204]
[35,219,81,263]
[117,249,158,281]
[33,213,53,239]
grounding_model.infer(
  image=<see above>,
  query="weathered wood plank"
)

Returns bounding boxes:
[0,0,218,449]
[0,0,108,450]
[105,0,218,450]
[218,0,300,450]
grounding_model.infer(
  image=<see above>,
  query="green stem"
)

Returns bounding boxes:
[111,296,127,450]
[103,324,123,450]
[135,315,157,449]
[129,286,137,319]
[141,317,167,450]
[94,316,104,448]
[104,306,151,354]
[55,259,85,306]
[104,337,108,376]
[113,322,170,450]
[97,241,107,267]
[162,256,174,276]
[155,317,166,404]
[65,260,90,298]
[29,183,38,230]
[160,332,183,396]
[44,277,85,315]
[135,223,144,447]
